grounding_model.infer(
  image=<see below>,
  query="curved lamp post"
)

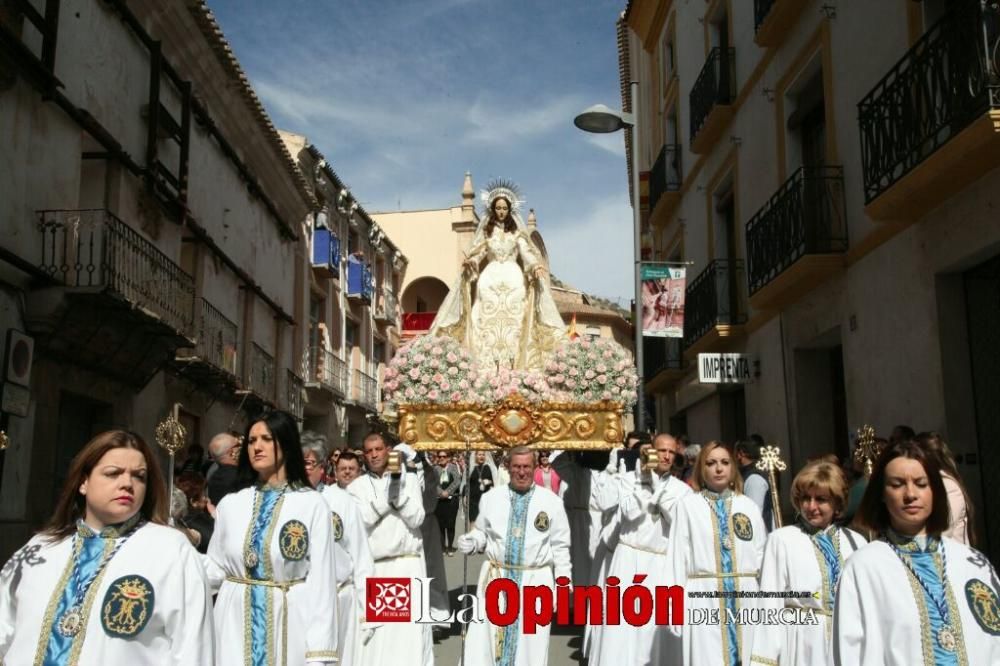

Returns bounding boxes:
[574,81,645,432]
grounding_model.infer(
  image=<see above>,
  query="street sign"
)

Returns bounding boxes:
[698,353,754,384]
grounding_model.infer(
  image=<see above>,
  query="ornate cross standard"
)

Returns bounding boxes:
[852,424,880,478]
[756,444,787,528]
[155,403,187,516]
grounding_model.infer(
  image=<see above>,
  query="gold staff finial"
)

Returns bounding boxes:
[0,430,9,451]
[155,403,187,455]
[852,424,881,478]
[756,444,786,528]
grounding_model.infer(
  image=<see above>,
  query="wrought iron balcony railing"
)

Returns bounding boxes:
[195,298,238,375]
[859,1,1000,204]
[247,342,276,400]
[649,144,683,213]
[746,166,848,294]
[683,259,747,348]
[690,47,736,144]
[354,367,378,411]
[309,345,348,395]
[754,0,777,32]
[644,336,685,380]
[37,209,195,335]
[284,370,305,420]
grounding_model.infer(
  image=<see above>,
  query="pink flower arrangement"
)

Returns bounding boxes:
[382,334,638,410]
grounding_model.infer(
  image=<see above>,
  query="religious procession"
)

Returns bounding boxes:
[3,1,1000,665]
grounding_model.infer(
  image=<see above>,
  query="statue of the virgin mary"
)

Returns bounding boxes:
[430,179,566,372]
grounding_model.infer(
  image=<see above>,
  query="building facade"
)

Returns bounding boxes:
[281,132,405,448]
[0,0,397,559]
[620,0,1000,557]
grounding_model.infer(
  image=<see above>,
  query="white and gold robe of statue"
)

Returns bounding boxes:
[834,533,1000,666]
[205,486,340,665]
[583,466,624,660]
[430,225,565,372]
[592,471,691,666]
[666,490,768,666]
[0,520,214,665]
[462,485,571,666]
[322,484,374,666]
[750,523,866,665]
[347,470,429,666]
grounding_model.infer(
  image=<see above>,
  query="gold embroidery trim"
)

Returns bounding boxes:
[749,657,779,666]
[32,538,82,666]
[264,494,286,665]
[938,551,969,666]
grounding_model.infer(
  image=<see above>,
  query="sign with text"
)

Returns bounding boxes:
[698,354,755,384]
[641,264,685,338]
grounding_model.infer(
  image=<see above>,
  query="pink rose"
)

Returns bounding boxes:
[458,379,470,390]
[404,388,416,399]
[408,368,420,379]
[596,363,607,373]
[568,368,579,377]
[448,366,459,377]
[450,391,463,401]
[597,374,607,384]
[433,373,444,383]
[427,389,440,400]
[446,352,458,363]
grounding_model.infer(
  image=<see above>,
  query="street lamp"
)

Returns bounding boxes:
[574,80,646,432]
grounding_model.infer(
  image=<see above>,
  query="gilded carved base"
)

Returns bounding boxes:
[396,394,624,451]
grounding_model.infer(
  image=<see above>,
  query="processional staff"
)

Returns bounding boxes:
[853,424,881,478]
[155,402,187,522]
[756,444,786,528]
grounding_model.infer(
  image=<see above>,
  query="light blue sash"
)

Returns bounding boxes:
[498,487,534,666]
[712,498,740,666]
[250,488,283,666]
[42,536,105,666]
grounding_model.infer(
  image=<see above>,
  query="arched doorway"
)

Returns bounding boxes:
[401,276,450,334]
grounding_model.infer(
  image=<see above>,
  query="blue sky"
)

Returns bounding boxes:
[209,0,633,302]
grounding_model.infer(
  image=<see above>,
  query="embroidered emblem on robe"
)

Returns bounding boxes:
[101,575,154,638]
[534,512,550,532]
[966,579,1000,635]
[280,520,309,561]
[732,513,753,541]
[331,512,344,542]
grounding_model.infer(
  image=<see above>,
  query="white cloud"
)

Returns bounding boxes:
[541,193,633,300]
[583,132,626,157]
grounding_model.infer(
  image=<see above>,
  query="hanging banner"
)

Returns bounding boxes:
[641,264,685,338]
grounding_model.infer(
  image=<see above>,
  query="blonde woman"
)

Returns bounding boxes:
[665,441,767,666]
[750,461,866,665]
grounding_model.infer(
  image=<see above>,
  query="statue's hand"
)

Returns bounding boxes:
[532,266,548,282]
[463,259,478,279]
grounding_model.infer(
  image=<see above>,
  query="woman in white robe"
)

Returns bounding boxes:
[0,430,214,665]
[834,440,1000,665]
[750,461,866,665]
[666,440,767,666]
[429,179,565,371]
[205,410,340,665]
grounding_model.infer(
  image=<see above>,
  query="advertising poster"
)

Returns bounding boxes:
[641,264,685,338]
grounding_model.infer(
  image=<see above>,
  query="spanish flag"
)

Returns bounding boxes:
[568,313,580,340]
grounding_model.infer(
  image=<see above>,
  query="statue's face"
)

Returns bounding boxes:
[493,198,510,222]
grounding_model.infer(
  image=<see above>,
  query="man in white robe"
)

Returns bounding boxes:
[347,434,431,666]
[583,447,626,660]
[457,446,572,666]
[551,450,607,588]
[321,481,374,666]
[592,434,691,666]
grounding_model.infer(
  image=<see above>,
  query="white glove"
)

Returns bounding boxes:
[456,533,478,554]
[607,447,622,474]
[393,443,417,463]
